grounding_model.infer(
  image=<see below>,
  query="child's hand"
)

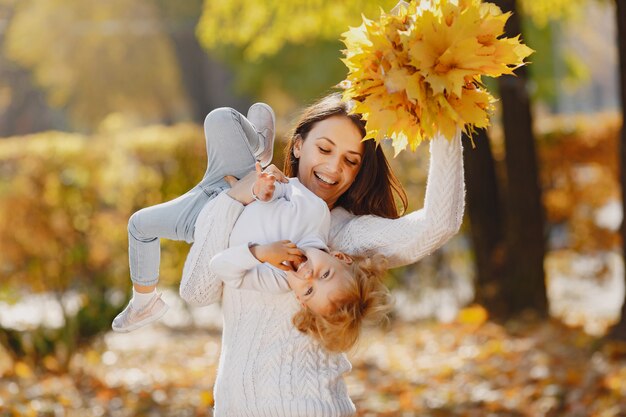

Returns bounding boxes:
[252,162,277,202]
[250,240,305,271]
[225,164,287,205]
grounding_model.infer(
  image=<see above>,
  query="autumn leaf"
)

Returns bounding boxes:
[457,304,489,325]
[340,0,533,154]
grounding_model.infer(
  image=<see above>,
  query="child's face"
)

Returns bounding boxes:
[286,247,353,316]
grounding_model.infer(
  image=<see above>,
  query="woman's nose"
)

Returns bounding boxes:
[331,158,343,173]
[324,155,342,174]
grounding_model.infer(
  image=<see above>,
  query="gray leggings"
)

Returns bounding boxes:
[128,107,260,286]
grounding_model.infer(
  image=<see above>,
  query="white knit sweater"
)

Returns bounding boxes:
[180,131,465,417]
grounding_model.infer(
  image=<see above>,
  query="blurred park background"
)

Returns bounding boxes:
[1,0,626,415]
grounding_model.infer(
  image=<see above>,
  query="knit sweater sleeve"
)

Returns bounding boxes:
[329,130,465,269]
[179,191,244,306]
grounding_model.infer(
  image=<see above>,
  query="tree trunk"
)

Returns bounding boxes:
[0,4,63,137]
[608,0,626,340]
[463,129,507,317]
[495,0,548,318]
[168,27,251,122]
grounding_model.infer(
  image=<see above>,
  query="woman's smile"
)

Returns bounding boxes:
[313,171,338,186]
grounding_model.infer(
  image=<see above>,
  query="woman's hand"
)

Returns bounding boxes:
[225,164,288,205]
[250,240,305,271]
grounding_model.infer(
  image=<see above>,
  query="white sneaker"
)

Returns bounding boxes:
[246,103,275,168]
[111,293,169,333]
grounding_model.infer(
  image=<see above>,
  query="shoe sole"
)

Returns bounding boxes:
[111,303,169,333]
[249,103,275,168]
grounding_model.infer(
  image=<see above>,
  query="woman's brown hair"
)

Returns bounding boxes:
[283,93,408,218]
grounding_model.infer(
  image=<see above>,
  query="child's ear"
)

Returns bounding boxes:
[331,251,353,265]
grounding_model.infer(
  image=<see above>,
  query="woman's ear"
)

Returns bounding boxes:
[293,134,303,159]
[331,251,353,265]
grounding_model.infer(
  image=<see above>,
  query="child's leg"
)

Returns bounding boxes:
[198,106,273,193]
[128,106,269,284]
[113,186,214,332]
[114,105,274,332]
[127,186,214,286]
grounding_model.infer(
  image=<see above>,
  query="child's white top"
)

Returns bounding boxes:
[210,178,329,293]
[180,132,465,417]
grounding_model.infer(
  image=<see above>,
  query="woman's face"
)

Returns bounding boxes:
[294,115,364,209]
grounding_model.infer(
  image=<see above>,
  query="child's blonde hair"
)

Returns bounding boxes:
[292,253,392,352]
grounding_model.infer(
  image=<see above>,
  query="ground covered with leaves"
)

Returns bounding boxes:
[1,318,625,417]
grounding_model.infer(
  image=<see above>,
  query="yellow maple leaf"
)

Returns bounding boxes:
[340,0,531,154]
[457,304,489,325]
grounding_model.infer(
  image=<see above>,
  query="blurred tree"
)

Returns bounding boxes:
[610,0,626,341]
[494,0,548,318]
[0,124,207,369]
[467,0,610,320]
[522,0,626,341]
[0,0,63,136]
[463,129,507,316]
[3,0,188,131]
[197,0,396,61]
[514,6,598,112]
[152,0,250,121]
[195,0,396,104]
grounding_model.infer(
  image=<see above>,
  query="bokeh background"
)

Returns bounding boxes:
[1,0,625,416]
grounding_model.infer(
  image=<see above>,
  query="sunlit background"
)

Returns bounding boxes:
[1,0,625,415]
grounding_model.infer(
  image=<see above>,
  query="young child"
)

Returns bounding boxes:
[112,103,276,332]
[209,169,392,352]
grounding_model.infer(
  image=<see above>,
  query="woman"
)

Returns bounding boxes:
[180,93,465,416]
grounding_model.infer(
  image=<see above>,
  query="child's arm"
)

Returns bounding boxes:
[210,241,304,293]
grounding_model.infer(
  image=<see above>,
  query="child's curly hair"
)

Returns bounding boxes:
[292,253,392,352]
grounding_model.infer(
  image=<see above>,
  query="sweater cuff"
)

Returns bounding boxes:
[430,128,462,154]
[241,243,264,268]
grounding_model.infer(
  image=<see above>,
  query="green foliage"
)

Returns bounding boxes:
[0,123,207,369]
[518,0,590,27]
[518,0,601,105]
[195,0,605,110]
[216,40,348,102]
[521,9,594,105]
[195,0,396,103]
[522,20,558,104]
[152,0,204,21]
[3,0,187,129]
[196,0,397,61]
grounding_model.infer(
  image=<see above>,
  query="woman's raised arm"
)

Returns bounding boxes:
[329,130,465,269]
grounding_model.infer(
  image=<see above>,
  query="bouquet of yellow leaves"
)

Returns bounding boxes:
[340,0,533,155]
